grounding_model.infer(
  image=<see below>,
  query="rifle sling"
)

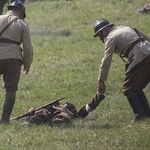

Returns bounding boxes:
[0,17,19,45]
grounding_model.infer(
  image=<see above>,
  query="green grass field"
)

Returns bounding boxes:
[0,0,150,149]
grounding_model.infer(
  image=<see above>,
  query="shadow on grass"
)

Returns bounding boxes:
[47,118,121,130]
[89,122,121,130]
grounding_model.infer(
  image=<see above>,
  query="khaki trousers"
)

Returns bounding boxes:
[0,59,22,99]
[123,55,150,96]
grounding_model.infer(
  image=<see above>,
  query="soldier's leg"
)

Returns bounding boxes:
[2,91,16,123]
[1,59,22,123]
[0,0,8,15]
[11,0,25,3]
[126,92,145,121]
[137,91,150,117]
[21,0,26,3]
[123,55,150,121]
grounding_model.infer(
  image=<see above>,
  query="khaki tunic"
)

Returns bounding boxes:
[99,26,150,81]
[0,11,33,70]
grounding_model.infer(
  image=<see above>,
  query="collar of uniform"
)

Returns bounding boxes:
[103,27,116,43]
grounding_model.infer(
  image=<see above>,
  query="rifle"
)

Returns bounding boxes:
[10,97,65,121]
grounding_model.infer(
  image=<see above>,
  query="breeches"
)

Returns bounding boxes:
[0,59,22,98]
[123,55,150,96]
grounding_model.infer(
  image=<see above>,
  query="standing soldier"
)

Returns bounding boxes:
[94,19,150,122]
[0,0,33,124]
[0,0,26,15]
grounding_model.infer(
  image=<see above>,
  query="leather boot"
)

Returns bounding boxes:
[127,94,146,121]
[137,91,150,117]
[1,98,15,124]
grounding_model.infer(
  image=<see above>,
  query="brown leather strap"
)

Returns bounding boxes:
[0,18,19,45]
[0,38,19,45]
[0,18,19,36]
[124,38,144,57]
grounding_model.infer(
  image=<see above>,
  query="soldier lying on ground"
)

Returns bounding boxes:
[22,101,78,125]
[20,92,105,125]
[137,4,150,14]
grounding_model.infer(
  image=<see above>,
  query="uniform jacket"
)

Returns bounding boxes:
[23,103,78,125]
[0,11,33,70]
[99,26,150,81]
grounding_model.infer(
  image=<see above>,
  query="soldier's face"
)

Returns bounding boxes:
[97,31,104,43]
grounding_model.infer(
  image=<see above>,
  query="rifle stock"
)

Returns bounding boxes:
[10,97,65,121]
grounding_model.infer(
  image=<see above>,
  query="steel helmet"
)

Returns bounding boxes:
[8,0,26,19]
[94,19,114,37]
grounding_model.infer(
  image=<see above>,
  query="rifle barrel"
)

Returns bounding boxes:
[10,97,65,121]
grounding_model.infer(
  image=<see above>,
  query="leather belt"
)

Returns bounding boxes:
[124,38,144,57]
[0,38,19,45]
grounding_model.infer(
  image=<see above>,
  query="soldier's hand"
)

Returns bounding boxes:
[28,108,35,115]
[22,68,29,75]
[98,79,106,94]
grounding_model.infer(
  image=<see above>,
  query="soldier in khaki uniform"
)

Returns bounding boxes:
[0,0,33,123]
[94,19,150,121]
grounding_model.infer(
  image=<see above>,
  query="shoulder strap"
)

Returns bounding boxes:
[0,18,19,37]
[116,26,144,63]
[115,52,128,63]
[128,26,144,39]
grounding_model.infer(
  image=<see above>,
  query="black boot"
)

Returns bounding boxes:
[137,91,150,117]
[127,94,146,121]
[1,98,15,124]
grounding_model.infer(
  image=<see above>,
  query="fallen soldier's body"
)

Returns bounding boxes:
[137,4,150,14]
[18,92,105,125]
[22,102,78,125]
